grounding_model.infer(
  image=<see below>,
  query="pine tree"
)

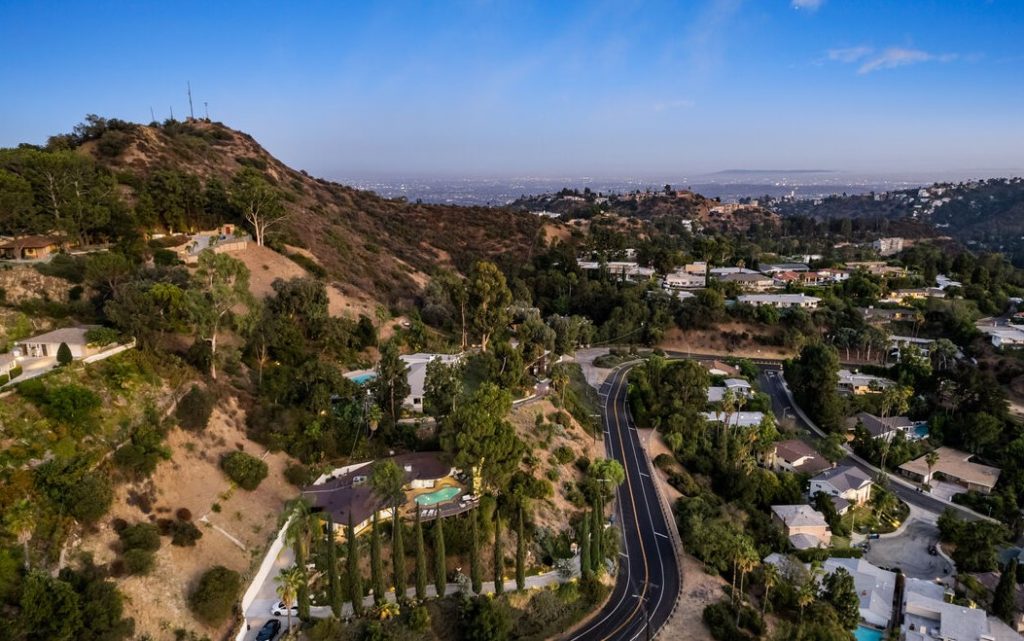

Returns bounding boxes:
[347,514,363,616]
[994,559,1019,624]
[494,508,504,595]
[434,516,447,597]
[370,511,386,605]
[415,505,428,600]
[470,508,483,594]
[580,513,592,580]
[516,505,526,591]
[591,502,602,574]
[326,515,341,618]
[393,513,406,601]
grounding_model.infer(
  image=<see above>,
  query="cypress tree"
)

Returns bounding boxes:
[393,512,406,601]
[494,509,504,595]
[516,505,526,591]
[470,509,483,594]
[994,559,1019,624]
[347,514,363,616]
[370,511,386,605]
[296,519,311,619]
[415,505,428,600]
[591,501,602,574]
[580,513,592,580]
[326,515,341,618]
[434,516,447,597]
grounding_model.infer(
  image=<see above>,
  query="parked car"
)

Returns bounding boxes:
[255,619,281,641]
[928,545,939,556]
[867,533,881,540]
[271,601,299,617]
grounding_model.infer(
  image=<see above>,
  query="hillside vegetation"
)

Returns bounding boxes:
[1,115,552,306]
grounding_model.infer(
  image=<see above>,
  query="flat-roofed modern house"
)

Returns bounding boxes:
[838,369,895,395]
[702,411,765,429]
[736,293,821,309]
[717,272,774,292]
[771,505,832,550]
[759,263,809,275]
[899,447,1001,495]
[662,270,706,290]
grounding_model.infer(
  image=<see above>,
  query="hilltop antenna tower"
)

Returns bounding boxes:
[187,82,195,120]
[204,101,209,120]
[170,106,174,121]
[149,107,155,123]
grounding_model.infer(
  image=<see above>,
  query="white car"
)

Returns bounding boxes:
[271,601,299,617]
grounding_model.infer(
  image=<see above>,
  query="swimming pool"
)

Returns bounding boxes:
[914,424,930,439]
[854,626,884,641]
[415,487,461,506]
[350,373,376,385]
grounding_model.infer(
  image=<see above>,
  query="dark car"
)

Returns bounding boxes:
[255,619,281,641]
[867,533,881,540]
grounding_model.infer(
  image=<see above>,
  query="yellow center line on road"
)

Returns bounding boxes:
[600,366,649,641]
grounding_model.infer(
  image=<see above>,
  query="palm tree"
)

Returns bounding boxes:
[925,450,940,486]
[761,563,779,617]
[796,579,816,639]
[551,365,570,410]
[4,499,34,570]
[734,542,758,624]
[285,499,315,619]
[274,566,305,636]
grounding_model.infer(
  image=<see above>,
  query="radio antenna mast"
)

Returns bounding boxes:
[150,107,155,123]
[204,101,209,120]
[170,106,174,121]
[187,82,195,120]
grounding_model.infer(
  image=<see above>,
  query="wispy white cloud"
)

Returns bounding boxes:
[653,99,696,112]
[827,46,872,63]
[792,0,824,11]
[857,47,957,74]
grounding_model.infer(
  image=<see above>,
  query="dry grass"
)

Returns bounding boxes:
[77,396,298,641]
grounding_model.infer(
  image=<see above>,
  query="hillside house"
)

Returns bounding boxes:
[823,557,897,629]
[662,270,705,290]
[716,272,774,292]
[0,353,16,378]
[176,225,250,264]
[702,411,765,429]
[838,369,895,395]
[850,412,917,441]
[700,360,741,377]
[899,447,1001,495]
[14,326,98,359]
[759,263,809,275]
[872,237,904,256]
[0,235,63,261]
[768,439,833,475]
[771,505,832,550]
[737,293,821,309]
[400,353,463,411]
[810,464,872,513]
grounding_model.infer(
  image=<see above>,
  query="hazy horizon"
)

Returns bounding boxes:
[2,1,1023,177]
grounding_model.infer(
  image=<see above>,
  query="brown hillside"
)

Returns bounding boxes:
[81,120,556,307]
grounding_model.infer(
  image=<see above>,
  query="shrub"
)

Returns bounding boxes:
[67,473,114,523]
[220,451,268,491]
[44,384,101,426]
[170,519,203,547]
[8,365,21,379]
[0,374,8,386]
[188,565,241,625]
[552,446,574,465]
[85,327,121,346]
[175,386,215,431]
[284,463,314,487]
[56,342,73,366]
[119,523,161,552]
[408,606,431,632]
[123,548,156,575]
[176,508,193,522]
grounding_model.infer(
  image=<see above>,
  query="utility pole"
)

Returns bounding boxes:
[204,101,209,120]
[187,82,195,120]
[169,106,174,121]
[149,106,155,123]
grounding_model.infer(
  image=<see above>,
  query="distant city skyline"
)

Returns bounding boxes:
[1,1,1022,178]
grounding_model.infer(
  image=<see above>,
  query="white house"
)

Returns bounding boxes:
[988,326,1024,349]
[702,411,765,429]
[662,270,705,290]
[837,369,895,395]
[810,464,872,513]
[14,326,98,359]
[902,587,1021,641]
[399,353,463,411]
[736,293,821,309]
[724,378,752,397]
[823,557,897,629]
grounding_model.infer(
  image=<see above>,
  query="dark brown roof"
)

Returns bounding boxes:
[853,412,913,438]
[0,235,62,249]
[774,439,832,475]
[301,452,452,526]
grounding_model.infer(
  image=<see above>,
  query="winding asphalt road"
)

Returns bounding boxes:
[569,366,681,641]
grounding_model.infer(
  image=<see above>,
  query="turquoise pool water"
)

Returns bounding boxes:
[415,487,461,506]
[854,626,884,641]
[351,373,376,385]
[914,424,930,439]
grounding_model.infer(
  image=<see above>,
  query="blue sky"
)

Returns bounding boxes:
[1,0,1022,178]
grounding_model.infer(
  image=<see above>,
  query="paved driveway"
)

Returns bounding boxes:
[864,519,953,581]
